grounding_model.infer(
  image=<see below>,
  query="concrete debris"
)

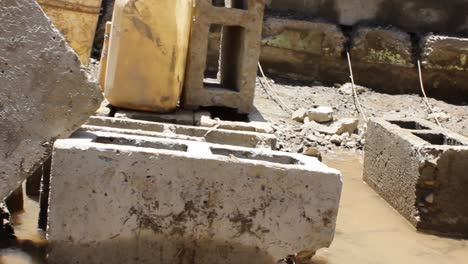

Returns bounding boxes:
[292,108,308,122]
[47,131,342,263]
[303,147,323,161]
[307,106,335,123]
[428,112,451,123]
[338,83,367,95]
[0,0,103,201]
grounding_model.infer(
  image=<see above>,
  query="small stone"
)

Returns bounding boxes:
[307,106,334,123]
[292,108,308,123]
[428,112,451,122]
[303,147,322,161]
[338,83,366,95]
[306,135,318,142]
[425,193,434,204]
[345,141,357,148]
[335,118,359,135]
[330,135,342,145]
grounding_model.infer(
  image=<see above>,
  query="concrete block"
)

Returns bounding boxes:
[421,35,468,71]
[351,27,414,67]
[0,0,103,200]
[48,131,342,263]
[182,0,266,114]
[115,109,196,126]
[84,116,276,149]
[363,118,468,237]
[263,18,345,58]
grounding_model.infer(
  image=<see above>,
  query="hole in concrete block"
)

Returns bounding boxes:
[413,133,465,146]
[95,136,189,151]
[203,25,245,92]
[389,120,430,130]
[204,24,222,79]
[212,0,248,10]
[210,147,302,165]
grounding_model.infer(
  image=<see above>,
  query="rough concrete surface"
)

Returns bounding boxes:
[182,0,265,113]
[422,35,468,71]
[84,116,277,149]
[352,27,414,67]
[363,118,468,237]
[0,0,103,201]
[47,131,342,263]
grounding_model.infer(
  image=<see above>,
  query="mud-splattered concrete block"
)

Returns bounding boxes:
[363,118,468,237]
[351,27,414,67]
[48,131,342,263]
[262,18,345,58]
[182,0,265,114]
[421,35,468,71]
[0,0,103,201]
[84,116,276,149]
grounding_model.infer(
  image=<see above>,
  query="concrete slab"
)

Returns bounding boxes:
[85,116,276,149]
[47,131,342,263]
[0,0,103,200]
[363,118,468,237]
[182,0,265,113]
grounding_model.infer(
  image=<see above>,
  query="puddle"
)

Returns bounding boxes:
[0,186,47,264]
[1,151,467,263]
[316,151,468,264]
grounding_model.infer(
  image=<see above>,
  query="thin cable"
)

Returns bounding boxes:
[346,52,368,122]
[257,62,293,114]
[417,60,442,127]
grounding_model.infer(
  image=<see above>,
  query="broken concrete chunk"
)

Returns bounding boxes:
[338,83,366,95]
[0,0,103,201]
[335,118,359,135]
[307,107,334,123]
[292,108,308,122]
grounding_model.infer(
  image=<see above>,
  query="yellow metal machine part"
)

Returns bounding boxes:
[36,0,102,66]
[98,22,112,91]
[104,0,193,113]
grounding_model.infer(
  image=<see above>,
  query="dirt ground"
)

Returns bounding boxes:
[253,76,467,155]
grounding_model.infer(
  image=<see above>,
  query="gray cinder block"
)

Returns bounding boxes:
[363,118,468,237]
[182,0,265,113]
[47,131,342,263]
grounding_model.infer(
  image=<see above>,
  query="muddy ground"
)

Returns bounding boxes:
[253,76,467,155]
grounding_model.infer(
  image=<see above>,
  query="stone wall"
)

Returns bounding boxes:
[256,17,468,103]
[267,0,468,36]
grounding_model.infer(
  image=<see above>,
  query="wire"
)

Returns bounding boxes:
[346,52,368,122]
[417,60,442,127]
